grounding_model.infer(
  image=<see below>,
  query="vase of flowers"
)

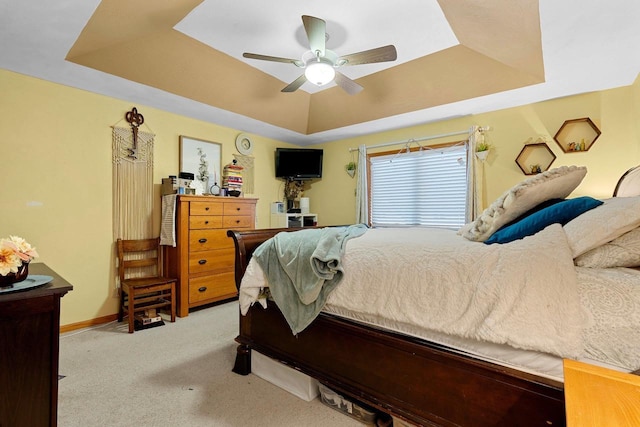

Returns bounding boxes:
[284,179,305,211]
[0,236,38,286]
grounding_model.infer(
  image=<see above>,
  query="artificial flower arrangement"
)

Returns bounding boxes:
[0,236,39,277]
[284,179,305,200]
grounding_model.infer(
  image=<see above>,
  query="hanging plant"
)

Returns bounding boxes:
[476,142,492,152]
[345,161,356,178]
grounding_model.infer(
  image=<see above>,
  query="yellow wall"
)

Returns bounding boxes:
[0,69,292,326]
[308,81,640,226]
[2,68,639,327]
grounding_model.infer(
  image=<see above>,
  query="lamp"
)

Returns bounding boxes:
[304,60,335,86]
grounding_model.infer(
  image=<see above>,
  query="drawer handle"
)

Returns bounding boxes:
[199,238,207,243]
[198,259,207,265]
[205,220,209,224]
[235,220,240,224]
[205,207,210,211]
[236,207,241,211]
[198,286,207,293]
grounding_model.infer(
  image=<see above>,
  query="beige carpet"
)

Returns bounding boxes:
[58,301,361,426]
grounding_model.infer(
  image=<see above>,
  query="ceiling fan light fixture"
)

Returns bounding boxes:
[304,61,335,86]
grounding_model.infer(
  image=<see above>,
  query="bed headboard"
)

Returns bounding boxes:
[613,165,640,197]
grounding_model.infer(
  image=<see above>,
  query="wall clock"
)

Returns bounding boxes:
[235,133,254,155]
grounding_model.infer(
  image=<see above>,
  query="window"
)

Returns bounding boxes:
[369,143,467,229]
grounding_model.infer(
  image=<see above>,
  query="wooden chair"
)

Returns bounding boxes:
[116,238,176,333]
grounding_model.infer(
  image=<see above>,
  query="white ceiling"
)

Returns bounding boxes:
[1,0,640,145]
[175,0,459,93]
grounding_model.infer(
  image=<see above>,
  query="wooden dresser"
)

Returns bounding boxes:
[0,263,73,427]
[164,195,257,317]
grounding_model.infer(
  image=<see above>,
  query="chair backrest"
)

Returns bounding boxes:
[116,238,162,282]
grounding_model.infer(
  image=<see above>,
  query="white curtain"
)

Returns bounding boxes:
[355,144,368,224]
[465,126,483,222]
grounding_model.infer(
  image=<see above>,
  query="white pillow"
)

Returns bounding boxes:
[564,196,640,258]
[575,227,640,268]
[459,166,587,242]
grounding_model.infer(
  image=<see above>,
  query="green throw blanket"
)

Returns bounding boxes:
[253,224,368,334]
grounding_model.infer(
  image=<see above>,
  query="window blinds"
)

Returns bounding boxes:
[370,144,467,229]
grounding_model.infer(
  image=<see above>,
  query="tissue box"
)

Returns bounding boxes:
[252,351,319,402]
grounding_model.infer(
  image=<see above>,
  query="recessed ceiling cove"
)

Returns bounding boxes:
[66,0,544,136]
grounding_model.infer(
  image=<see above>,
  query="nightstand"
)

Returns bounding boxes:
[564,359,640,426]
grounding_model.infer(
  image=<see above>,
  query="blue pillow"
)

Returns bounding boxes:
[497,198,565,230]
[485,196,603,244]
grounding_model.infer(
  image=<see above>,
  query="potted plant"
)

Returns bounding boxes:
[0,235,38,286]
[345,161,357,178]
[475,142,491,161]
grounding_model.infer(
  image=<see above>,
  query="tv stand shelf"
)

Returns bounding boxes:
[271,213,318,228]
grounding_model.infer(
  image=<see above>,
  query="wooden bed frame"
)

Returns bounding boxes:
[227,228,566,427]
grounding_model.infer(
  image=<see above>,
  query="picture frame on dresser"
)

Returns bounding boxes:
[179,136,222,193]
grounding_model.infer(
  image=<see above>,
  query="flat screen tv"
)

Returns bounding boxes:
[275,148,323,179]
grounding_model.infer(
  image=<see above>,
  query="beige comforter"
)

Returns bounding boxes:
[241,224,585,359]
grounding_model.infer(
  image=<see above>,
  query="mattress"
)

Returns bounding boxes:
[322,303,626,382]
[240,227,640,379]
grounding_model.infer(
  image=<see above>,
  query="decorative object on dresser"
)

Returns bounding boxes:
[222,159,244,196]
[0,263,73,427]
[163,195,257,317]
[116,238,176,333]
[179,136,221,196]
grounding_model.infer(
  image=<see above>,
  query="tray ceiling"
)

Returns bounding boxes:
[2,0,640,144]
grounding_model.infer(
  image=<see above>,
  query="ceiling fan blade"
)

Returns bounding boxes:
[243,52,303,67]
[334,72,363,95]
[338,45,398,66]
[281,74,307,93]
[302,15,326,57]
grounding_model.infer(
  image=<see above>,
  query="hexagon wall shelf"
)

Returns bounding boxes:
[553,117,601,153]
[515,142,557,175]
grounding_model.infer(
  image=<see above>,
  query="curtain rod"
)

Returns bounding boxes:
[348,127,486,152]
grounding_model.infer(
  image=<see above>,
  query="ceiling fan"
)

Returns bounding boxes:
[243,15,397,95]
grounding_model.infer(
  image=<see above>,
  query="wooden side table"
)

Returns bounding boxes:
[564,359,640,427]
[0,263,73,427]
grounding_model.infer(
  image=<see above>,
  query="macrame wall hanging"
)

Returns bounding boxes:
[233,153,255,194]
[111,107,155,241]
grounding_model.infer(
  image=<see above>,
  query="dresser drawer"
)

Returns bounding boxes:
[189,273,237,304]
[188,249,235,275]
[190,201,224,216]
[189,216,223,229]
[189,229,233,251]
[223,202,256,217]
[222,215,254,229]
